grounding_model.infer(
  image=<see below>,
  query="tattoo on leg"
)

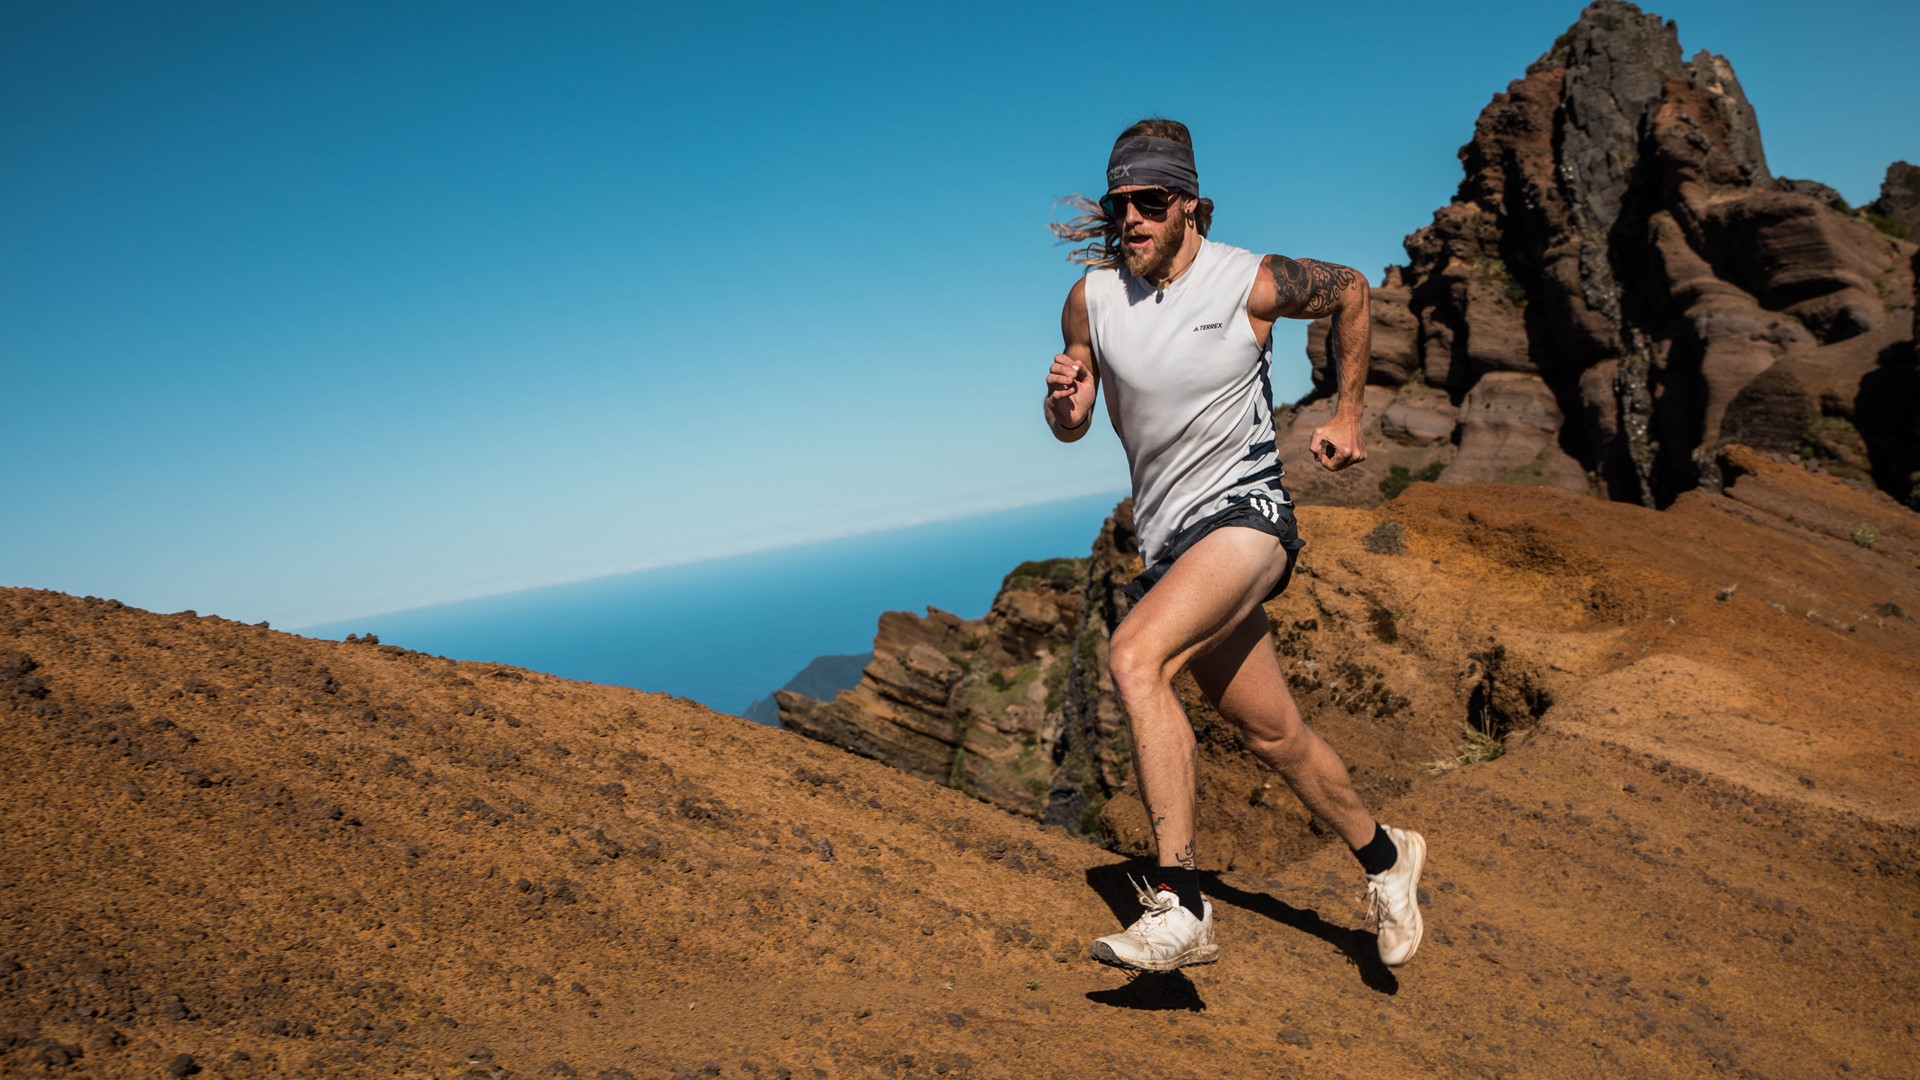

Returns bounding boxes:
[1176,841,1196,870]
[1264,255,1360,319]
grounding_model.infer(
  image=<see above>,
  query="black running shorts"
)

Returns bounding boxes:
[1123,493,1305,604]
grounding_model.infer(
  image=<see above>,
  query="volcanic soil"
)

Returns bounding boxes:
[3,449,1918,1078]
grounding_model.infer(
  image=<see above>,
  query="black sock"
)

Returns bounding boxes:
[1153,865,1205,919]
[1353,823,1398,876]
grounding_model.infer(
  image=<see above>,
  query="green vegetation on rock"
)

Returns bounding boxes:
[1863,211,1913,242]
[1001,557,1088,594]
[1043,657,1069,711]
[1380,461,1444,500]
[970,663,1039,715]
[1475,255,1530,306]
[1800,415,1875,487]
[1498,448,1554,486]
[1010,744,1053,804]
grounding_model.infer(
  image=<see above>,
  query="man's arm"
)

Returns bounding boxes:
[1248,255,1370,471]
[1046,278,1099,444]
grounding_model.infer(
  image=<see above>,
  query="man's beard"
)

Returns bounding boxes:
[1120,201,1190,282]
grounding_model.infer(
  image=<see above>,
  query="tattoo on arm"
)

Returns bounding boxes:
[1265,256,1361,319]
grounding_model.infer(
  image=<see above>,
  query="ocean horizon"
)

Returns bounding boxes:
[301,491,1126,717]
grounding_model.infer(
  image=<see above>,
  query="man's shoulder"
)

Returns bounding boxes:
[1063,274,1089,313]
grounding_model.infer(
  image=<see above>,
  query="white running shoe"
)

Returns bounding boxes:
[1365,825,1426,967]
[1089,875,1218,972]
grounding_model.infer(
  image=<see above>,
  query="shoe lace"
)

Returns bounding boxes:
[1124,874,1180,937]
[1363,875,1404,929]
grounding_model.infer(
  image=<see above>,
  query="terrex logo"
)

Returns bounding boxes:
[1108,164,1132,181]
[1192,322,1223,332]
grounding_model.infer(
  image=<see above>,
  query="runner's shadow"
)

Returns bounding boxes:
[1081,860,1398,998]
[1082,861,1211,1011]
[1201,870,1399,995]
[1084,970,1206,1012]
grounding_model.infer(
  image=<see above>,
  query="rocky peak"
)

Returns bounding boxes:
[1549,2,1689,227]
[1529,3,1771,200]
[1294,0,1917,512]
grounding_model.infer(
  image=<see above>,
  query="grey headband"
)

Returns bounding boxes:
[1106,135,1199,195]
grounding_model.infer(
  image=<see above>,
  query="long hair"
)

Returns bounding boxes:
[1051,118,1215,267]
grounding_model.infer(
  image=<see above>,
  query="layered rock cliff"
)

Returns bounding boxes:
[1288,0,1919,511]
[778,552,1117,828]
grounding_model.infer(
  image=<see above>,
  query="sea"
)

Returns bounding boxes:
[300,492,1125,719]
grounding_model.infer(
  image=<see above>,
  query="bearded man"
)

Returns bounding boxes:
[1046,118,1426,972]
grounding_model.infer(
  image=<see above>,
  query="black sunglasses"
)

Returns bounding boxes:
[1100,187,1181,219]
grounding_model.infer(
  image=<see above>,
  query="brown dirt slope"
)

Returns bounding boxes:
[4,451,1919,1078]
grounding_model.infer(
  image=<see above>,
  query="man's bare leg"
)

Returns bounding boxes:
[1186,608,1375,848]
[1101,525,1429,968]
[1107,527,1296,871]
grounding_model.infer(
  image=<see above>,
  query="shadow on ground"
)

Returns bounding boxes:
[1085,970,1208,1011]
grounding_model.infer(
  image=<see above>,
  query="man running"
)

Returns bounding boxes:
[1045,118,1425,971]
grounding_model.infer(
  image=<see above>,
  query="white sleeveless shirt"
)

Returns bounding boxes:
[1085,239,1289,565]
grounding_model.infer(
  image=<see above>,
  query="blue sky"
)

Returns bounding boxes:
[4,0,1914,628]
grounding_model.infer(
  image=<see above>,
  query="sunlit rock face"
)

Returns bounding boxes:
[1294,0,1918,512]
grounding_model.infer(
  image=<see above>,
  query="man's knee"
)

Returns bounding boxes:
[1107,629,1172,704]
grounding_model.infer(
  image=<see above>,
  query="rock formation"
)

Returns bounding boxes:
[1866,161,1920,242]
[1286,0,1919,512]
[778,554,1111,826]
